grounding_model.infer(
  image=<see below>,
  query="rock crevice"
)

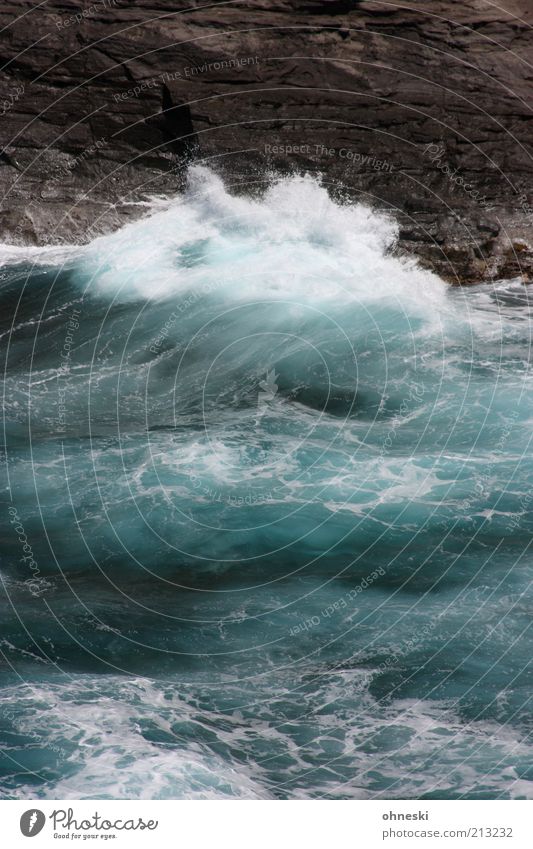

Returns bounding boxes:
[0,0,532,282]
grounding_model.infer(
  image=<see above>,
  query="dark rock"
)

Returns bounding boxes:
[160,87,199,158]
[0,0,531,283]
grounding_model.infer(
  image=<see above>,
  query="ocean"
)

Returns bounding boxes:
[0,167,531,799]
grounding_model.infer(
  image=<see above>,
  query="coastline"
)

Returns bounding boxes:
[0,0,532,284]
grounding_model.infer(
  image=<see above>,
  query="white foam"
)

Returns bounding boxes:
[0,242,80,267]
[2,671,531,800]
[72,166,448,315]
[3,677,271,800]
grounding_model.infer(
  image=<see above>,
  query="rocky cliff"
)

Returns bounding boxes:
[1,0,532,282]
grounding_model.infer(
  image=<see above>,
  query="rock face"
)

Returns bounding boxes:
[0,0,532,282]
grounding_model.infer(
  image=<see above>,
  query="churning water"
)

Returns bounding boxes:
[0,167,532,798]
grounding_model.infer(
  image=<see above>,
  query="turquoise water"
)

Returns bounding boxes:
[0,168,532,799]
